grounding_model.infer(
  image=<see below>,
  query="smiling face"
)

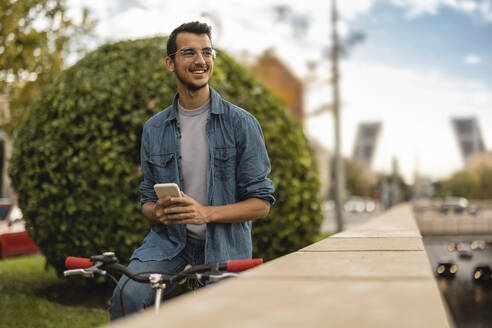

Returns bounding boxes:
[166,32,214,92]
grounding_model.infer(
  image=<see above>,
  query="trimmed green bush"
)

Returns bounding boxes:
[9,37,322,276]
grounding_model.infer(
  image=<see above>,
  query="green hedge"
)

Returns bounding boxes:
[9,37,322,276]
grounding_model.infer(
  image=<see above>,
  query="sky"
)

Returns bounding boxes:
[66,0,492,183]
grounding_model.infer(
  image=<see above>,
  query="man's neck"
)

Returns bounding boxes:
[177,85,210,109]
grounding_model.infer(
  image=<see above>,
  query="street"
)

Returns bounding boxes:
[424,235,492,328]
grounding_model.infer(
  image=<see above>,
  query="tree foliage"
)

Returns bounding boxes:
[436,166,492,199]
[344,158,376,198]
[0,0,95,134]
[9,37,323,277]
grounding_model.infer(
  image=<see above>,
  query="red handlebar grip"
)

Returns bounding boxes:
[65,257,94,269]
[226,258,263,272]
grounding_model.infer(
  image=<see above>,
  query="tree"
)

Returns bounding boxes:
[0,0,95,135]
[9,37,323,277]
[343,158,377,198]
[436,167,492,199]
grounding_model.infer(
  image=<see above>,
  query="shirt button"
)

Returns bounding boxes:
[178,155,182,160]
[178,135,182,139]
[168,256,173,260]
[180,178,184,183]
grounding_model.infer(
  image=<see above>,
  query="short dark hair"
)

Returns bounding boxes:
[167,21,212,60]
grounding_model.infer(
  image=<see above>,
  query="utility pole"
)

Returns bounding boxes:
[331,0,345,232]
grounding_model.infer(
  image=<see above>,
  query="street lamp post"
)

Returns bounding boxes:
[331,0,345,232]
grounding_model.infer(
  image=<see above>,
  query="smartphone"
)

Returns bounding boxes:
[153,183,182,199]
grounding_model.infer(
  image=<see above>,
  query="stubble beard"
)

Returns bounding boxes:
[175,67,209,92]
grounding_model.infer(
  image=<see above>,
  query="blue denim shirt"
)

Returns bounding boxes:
[131,87,275,264]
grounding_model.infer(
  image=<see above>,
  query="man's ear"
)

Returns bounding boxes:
[165,56,175,72]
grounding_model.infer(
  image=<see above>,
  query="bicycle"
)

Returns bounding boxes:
[64,252,263,316]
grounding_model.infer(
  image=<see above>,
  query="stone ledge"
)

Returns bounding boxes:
[107,203,451,328]
[241,250,434,279]
[301,236,424,251]
[109,279,449,328]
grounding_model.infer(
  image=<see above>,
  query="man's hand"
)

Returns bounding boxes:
[160,192,212,225]
[144,195,269,225]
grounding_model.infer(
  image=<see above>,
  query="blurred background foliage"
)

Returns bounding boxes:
[0,0,95,135]
[434,166,492,200]
[343,157,410,201]
[9,37,323,277]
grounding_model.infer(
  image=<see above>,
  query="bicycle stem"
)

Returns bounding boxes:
[149,273,166,314]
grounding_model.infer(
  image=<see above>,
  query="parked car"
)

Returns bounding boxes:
[364,198,377,212]
[440,197,468,214]
[0,204,40,258]
[344,197,377,213]
[473,265,492,286]
[436,262,457,279]
[344,197,366,213]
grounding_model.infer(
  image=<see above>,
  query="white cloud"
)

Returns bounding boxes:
[391,0,448,18]
[305,61,492,182]
[479,0,492,21]
[464,54,482,65]
[67,0,118,24]
[338,0,375,20]
[389,0,492,21]
[459,0,478,13]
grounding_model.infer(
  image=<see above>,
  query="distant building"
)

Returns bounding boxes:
[352,122,382,169]
[250,49,304,124]
[451,117,486,168]
[250,51,332,197]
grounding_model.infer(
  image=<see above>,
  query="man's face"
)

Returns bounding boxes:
[167,32,214,92]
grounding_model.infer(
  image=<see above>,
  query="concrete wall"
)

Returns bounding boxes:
[415,204,492,235]
[108,204,451,327]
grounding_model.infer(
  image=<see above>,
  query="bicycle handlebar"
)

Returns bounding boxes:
[64,253,263,283]
[225,258,263,272]
[65,257,94,269]
[64,253,262,317]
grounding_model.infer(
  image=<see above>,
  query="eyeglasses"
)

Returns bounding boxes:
[168,47,216,60]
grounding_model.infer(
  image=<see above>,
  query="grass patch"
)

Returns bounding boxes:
[313,232,333,243]
[0,255,109,328]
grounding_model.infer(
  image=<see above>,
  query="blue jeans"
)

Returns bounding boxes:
[109,236,205,321]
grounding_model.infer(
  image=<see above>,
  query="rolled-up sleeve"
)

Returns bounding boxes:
[140,125,158,205]
[235,114,275,206]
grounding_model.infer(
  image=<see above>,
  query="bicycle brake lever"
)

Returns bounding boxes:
[206,272,238,282]
[64,269,83,277]
[64,267,107,278]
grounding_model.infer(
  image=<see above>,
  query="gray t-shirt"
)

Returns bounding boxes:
[177,100,210,240]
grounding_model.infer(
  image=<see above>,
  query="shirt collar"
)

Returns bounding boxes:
[167,86,223,121]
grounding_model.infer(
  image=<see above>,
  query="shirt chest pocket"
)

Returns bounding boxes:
[147,153,177,183]
[214,147,236,181]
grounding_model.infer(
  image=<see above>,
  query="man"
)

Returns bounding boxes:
[110,21,275,320]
